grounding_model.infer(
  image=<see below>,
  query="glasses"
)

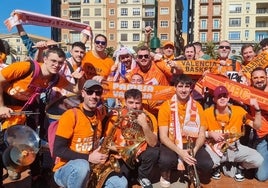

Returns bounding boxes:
[219,46,231,50]
[137,54,149,59]
[216,93,228,99]
[95,40,106,45]
[85,89,103,96]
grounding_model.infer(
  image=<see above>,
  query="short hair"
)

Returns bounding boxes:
[136,45,150,53]
[183,43,196,53]
[0,39,5,54]
[72,41,86,51]
[44,47,66,59]
[241,44,254,54]
[260,38,268,48]
[192,42,202,48]
[251,67,266,77]
[124,89,142,100]
[172,74,194,87]
[94,34,107,43]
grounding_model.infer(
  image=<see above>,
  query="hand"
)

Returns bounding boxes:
[250,98,260,111]
[88,146,108,164]
[92,75,105,83]
[72,70,84,80]
[180,149,196,166]
[144,26,152,35]
[209,131,225,142]
[0,106,13,119]
[136,112,147,128]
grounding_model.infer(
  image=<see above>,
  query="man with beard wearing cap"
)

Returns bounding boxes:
[53,79,128,188]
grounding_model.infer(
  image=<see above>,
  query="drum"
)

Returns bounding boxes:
[45,94,81,122]
[3,125,40,172]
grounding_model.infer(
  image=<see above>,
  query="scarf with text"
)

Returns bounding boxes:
[4,9,92,37]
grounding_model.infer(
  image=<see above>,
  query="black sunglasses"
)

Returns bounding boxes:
[85,89,103,96]
[95,40,106,45]
[219,46,231,50]
[137,54,149,59]
[216,93,228,99]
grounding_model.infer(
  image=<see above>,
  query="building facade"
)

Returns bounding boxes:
[54,0,183,55]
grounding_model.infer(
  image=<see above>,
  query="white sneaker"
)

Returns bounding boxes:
[160,176,171,188]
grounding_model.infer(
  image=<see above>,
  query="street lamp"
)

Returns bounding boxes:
[150,0,160,51]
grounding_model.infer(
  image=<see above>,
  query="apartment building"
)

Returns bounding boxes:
[193,0,268,53]
[57,0,183,54]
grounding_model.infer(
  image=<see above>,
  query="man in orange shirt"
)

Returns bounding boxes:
[126,46,169,86]
[158,74,207,187]
[105,89,158,188]
[250,67,268,181]
[53,79,127,188]
[204,85,263,182]
[82,34,114,82]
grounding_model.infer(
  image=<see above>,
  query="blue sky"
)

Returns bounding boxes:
[0,0,51,38]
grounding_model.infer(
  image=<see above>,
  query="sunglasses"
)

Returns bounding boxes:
[216,93,228,99]
[219,46,231,50]
[85,89,103,96]
[95,40,106,45]
[137,54,149,59]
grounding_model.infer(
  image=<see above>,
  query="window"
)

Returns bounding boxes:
[213,5,221,15]
[70,10,80,19]
[229,18,241,27]
[133,8,140,16]
[83,21,90,25]
[62,10,68,16]
[83,9,90,16]
[133,21,140,28]
[132,0,140,2]
[70,32,80,43]
[246,3,250,11]
[109,34,114,41]
[121,8,128,16]
[200,0,208,2]
[245,16,249,24]
[200,32,207,42]
[109,0,115,3]
[133,34,140,41]
[200,6,208,16]
[109,21,115,28]
[160,21,168,27]
[110,9,115,15]
[83,0,89,3]
[229,4,242,13]
[121,21,128,28]
[145,21,153,28]
[213,32,219,42]
[95,8,101,16]
[121,0,127,3]
[213,19,220,29]
[145,8,154,17]
[245,30,249,39]
[160,34,168,40]
[228,31,241,40]
[95,0,102,3]
[200,20,207,29]
[94,21,101,29]
[160,8,169,15]
[121,34,128,41]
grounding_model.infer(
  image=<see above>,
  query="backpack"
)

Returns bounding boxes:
[47,108,77,158]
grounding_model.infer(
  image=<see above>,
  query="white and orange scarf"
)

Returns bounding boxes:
[170,94,200,170]
[4,9,92,37]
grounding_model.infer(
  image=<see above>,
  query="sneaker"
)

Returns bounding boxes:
[160,176,171,188]
[234,168,245,182]
[137,177,153,188]
[211,168,221,180]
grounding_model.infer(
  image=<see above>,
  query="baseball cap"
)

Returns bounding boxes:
[213,86,229,98]
[83,80,102,90]
[163,41,174,48]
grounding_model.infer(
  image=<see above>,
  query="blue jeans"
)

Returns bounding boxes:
[255,139,268,181]
[54,159,128,188]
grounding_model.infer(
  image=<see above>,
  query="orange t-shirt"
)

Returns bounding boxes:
[257,113,268,138]
[204,105,252,134]
[82,51,114,79]
[126,62,169,86]
[53,105,102,171]
[211,59,242,76]
[1,61,68,101]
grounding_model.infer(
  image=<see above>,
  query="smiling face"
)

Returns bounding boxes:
[242,46,256,64]
[251,69,267,91]
[218,41,231,60]
[82,85,103,111]
[136,49,152,71]
[214,93,229,108]
[70,46,85,66]
[43,52,65,74]
[175,82,192,102]
[94,36,107,52]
